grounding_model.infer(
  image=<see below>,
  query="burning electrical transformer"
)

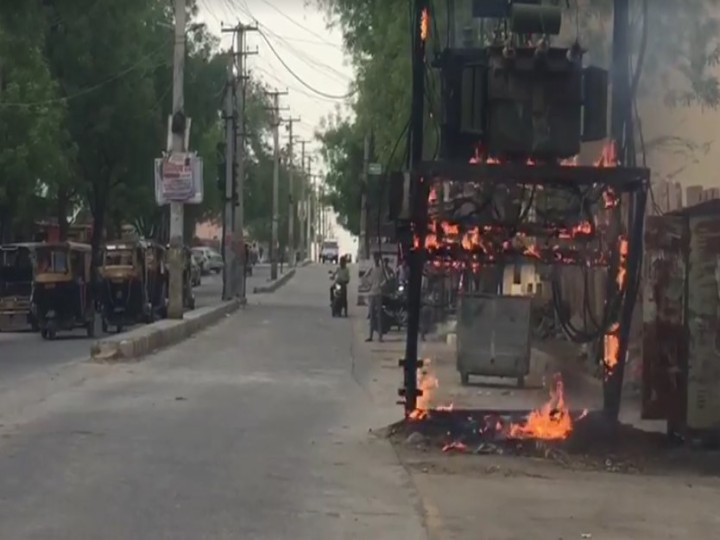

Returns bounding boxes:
[392,0,650,429]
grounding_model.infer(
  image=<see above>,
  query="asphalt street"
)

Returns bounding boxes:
[0,266,273,389]
[0,264,423,539]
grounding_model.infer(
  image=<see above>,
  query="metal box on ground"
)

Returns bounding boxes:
[456,293,532,387]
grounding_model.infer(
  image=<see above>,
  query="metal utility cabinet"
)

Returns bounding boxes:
[456,293,532,386]
[643,200,720,442]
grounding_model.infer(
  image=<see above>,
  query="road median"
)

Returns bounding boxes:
[90,300,240,362]
[252,268,296,293]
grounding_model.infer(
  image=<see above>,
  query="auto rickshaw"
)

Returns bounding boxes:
[99,240,169,332]
[0,243,39,331]
[32,242,95,339]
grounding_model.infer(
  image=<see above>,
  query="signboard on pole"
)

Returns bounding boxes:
[368,162,383,176]
[154,152,204,205]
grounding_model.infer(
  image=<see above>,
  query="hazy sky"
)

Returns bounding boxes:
[197,0,357,252]
[197,0,354,173]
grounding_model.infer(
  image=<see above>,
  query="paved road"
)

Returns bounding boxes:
[0,265,275,388]
[0,264,423,539]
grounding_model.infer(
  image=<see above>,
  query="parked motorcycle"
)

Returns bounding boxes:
[381,281,408,331]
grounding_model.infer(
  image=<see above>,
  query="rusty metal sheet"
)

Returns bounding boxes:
[641,215,687,422]
[687,213,720,430]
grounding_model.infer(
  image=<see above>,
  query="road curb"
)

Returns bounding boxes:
[90,300,240,362]
[252,268,296,294]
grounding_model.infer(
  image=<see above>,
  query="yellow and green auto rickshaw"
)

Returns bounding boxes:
[32,242,95,339]
[99,240,168,332]
[0,242,39,331]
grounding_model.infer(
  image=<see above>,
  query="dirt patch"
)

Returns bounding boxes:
[385,409,720,477]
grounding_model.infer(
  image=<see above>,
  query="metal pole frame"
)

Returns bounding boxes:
[400,0,429,415]
[603,0,632,422]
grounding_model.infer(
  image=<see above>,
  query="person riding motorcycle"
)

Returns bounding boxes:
[330,256,350,314]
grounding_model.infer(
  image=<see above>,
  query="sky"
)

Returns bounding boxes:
[197,0,357,255]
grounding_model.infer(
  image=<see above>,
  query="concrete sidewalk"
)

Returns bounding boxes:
[350,311,720,540]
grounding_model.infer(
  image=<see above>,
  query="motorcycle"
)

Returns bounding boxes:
[331,282,348,317]
[381,281,408,331]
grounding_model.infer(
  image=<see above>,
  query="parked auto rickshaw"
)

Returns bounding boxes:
[0,243,39,331]
[99,240,169,332]
[32,242,95,339]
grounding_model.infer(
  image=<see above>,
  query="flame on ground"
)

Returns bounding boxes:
[507,374,574,440]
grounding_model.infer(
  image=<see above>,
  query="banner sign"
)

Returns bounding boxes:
[154,152,204,205]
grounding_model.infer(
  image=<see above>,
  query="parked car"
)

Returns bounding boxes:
[192,247,224,274]
[206,251,224,273]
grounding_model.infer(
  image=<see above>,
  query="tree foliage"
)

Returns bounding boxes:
[0,0,306,251]
[315,0,720,230]
[0,1,69,241]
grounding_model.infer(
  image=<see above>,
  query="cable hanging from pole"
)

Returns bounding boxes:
[257,30,357,100]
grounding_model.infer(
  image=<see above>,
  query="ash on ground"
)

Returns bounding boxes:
[384,409,720,477]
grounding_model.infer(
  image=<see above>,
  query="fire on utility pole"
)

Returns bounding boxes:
[285,116,300,267]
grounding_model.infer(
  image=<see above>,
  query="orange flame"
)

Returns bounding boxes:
[603,234,628,376]
[508,374,573,440]
[603,323,620,374]
[595,140,618,168]
[408,362,438,420]
[420,8,429,41]
[442,441,467,453]
[408,361,455,420]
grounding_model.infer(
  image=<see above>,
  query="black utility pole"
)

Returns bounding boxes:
[604,0,631,421]
[401,0,430,415]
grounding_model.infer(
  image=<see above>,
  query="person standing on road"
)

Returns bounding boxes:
[365,253,386,342]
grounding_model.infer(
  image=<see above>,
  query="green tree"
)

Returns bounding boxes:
[0,1,69,242]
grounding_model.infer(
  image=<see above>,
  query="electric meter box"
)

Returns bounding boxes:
[456,293,532,387]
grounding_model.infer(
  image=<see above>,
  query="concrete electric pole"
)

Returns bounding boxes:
[298,139,307,261]
[359,133,371,261]
[221,22,256,301]
[233,23,257,301]
[266,90,288,280]
[222,47,236,300]
[285,116,300,267]
[167,0,187,319]
[306,158,314,261]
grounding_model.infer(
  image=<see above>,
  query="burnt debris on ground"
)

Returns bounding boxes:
[385,408,720,476]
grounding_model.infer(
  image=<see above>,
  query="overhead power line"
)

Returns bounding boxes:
[258,30,356,101]
[255,0,340,48]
